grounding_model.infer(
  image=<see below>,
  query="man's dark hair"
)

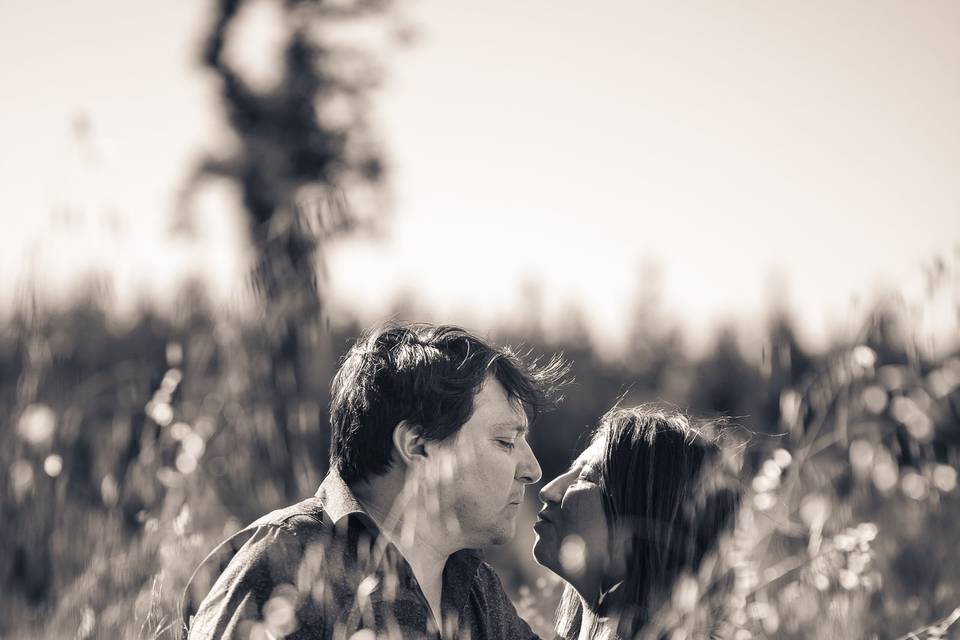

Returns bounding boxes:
[329,322,570,484]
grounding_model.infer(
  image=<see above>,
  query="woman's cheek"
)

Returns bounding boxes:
[562,491,590,534]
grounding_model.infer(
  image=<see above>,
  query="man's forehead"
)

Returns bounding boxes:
[475,376,529,429]
[485,405,529,432]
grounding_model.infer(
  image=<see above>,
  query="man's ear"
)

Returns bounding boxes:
[392,420,429,466]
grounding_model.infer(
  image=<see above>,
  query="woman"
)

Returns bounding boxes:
[532,405,739,639]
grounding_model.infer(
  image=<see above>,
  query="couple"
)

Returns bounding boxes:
[183,323,738,640]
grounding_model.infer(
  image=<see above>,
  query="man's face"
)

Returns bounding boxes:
[424,374,542,547]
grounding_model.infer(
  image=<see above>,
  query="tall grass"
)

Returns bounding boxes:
[1,268,958,639]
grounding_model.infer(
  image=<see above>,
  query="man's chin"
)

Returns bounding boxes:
[487,523,515,546]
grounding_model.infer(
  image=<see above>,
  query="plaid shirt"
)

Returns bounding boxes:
[183,470,539,640]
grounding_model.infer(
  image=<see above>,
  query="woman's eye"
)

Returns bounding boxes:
[497,440,516,451]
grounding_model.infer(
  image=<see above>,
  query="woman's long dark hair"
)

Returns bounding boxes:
[555,405,740,639]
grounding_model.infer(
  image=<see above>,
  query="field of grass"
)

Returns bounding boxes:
[2,278,958,639]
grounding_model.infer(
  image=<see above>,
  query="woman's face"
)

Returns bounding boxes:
[533,435,620,597]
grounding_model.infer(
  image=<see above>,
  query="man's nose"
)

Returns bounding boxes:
[516,438,542,484]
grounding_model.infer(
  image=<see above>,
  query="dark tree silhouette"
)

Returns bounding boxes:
[181,0,394,508]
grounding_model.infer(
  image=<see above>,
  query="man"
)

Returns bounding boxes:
[183,323,568,639]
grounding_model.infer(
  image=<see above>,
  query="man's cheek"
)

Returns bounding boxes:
[454,439,480,467]
[437,450,459,484]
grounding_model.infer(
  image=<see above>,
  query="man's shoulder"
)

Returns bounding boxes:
[469,559,518,605]
[183,496,338,637]
[470,561,540,639]
[473,559,507,586]
[246,496,329,536]
[186,497,333,608]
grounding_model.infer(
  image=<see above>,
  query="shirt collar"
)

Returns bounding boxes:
[315,467,377,528]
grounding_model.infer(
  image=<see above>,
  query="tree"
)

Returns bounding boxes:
[181,0,395,507]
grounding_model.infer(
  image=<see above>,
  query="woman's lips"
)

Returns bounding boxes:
[535,510,554,525]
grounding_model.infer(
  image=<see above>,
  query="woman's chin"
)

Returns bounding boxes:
[531,538,558,573]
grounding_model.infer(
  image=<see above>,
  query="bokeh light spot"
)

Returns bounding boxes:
[814,574,830,591]
[752,475,776,493]
[839,569,859,590]
[859,522,878,542]
[18,404,56,445]
[559,534,586,577]
[799,494,830,529]
[877,366,906,391]
[10,460,34,503]
[753,492,776,511]
[849,439,874,474]
[183,432,205,458]
[851,345,876,369]
[772,448,792,468]
[900,472,929,501]
[43,454,63,477]
[762,459,782,479]
[176,452,198,475]
[166,341,183,366]
[148,401,174,427]
[101,474,119,507]
[779,390,801,425]
[862,385,887,414]
[264,588,298,637]
[170,422,192,441]
[933,465,958,493]
[871,451,898,493]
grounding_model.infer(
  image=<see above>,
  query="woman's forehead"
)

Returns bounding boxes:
[574,435,606,467]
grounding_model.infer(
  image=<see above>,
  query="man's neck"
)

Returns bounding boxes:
[350,474,456,630]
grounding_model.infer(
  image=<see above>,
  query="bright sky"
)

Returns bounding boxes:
[2,0,958,354]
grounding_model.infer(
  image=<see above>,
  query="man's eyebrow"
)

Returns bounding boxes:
[492,422,528,434]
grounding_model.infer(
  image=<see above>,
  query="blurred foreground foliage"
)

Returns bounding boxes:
[1,273,959,639]
[4,0,959,635]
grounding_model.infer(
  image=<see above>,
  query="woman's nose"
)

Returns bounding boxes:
[538,472,570,504]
